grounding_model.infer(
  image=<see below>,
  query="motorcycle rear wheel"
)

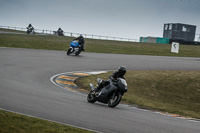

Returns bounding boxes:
[87,91,97,103]
[108,92,122,108]
[75,51,81,56]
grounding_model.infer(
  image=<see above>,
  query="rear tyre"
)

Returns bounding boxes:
[75,51,81,56]
[108,92,122,108]
[87,91,97,103]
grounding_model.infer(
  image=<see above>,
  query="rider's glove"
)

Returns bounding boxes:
[110,77,116,82]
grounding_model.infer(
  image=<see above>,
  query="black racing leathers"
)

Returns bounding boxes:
[74,36,85,50]
[95,71,125,91]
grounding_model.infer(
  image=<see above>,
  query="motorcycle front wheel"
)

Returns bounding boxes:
[108,92,122,108]
[87,91,97,103]
[67,48,72,55]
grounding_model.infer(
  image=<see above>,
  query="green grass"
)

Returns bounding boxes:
[1,28,200,57]
[0,110,95,133]
[0,33,69,50]
[75,71,200,119]
[0,28,26,33]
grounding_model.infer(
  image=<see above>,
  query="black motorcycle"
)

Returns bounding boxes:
[57,31,64,36]
[26,27,34,35]
[87,78,128,107]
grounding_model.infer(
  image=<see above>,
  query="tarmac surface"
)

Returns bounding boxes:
[0,47,200,133]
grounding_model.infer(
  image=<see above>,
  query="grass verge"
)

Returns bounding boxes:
[1,29,200,57]
[75,71,200,119]
[0,28,26,33]
[0,110,95,133]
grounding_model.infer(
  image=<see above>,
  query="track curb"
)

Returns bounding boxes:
[50,71,107,94]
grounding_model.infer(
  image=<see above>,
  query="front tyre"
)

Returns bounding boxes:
[108,92,122,108]
[87,91,97,103]
[67,48,72,55]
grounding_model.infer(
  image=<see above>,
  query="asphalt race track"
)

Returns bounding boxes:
[0,47,200,133]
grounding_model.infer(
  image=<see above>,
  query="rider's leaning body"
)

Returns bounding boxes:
[94,66,126,92]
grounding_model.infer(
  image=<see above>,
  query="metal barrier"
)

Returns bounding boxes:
[0,25,138,42]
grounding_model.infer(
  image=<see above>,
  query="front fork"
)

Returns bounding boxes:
[111,90,117,100]
[70,47,74,52]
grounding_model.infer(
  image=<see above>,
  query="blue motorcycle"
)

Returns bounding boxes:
[67,41,81,56]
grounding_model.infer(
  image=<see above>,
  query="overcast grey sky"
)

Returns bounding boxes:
[0,0,200,41]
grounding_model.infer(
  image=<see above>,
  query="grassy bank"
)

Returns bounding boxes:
[0,110,95,133]
[75,71,200,119]
[0,28,26,33]
[1,30,200,57]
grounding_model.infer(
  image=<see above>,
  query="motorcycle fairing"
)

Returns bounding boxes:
[97,84,118,104]
[70,41,79,47]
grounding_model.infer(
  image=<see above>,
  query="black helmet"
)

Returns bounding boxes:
[117,66,126,76]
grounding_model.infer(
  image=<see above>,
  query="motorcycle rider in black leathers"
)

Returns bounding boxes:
[28,23,33,29]
[73,34,85,51]
[27,23,34,34]
[94,66,126,94]
[57,27,64,36]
